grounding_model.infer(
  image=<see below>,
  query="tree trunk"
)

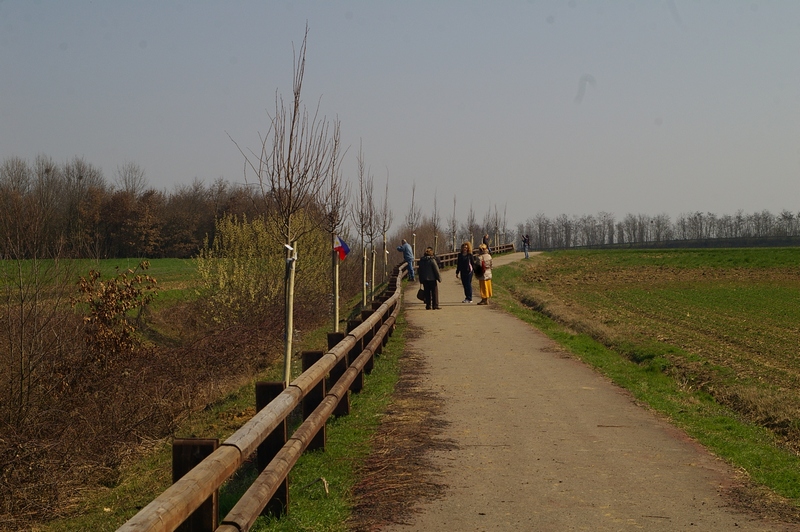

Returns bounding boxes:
[361,248,367,308]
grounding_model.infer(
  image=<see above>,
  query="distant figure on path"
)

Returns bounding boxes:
[397,239,415,281]
[482,233,491,253]
[455,241,474,303]
[417,247,442,310]
[522,234,530,259]
[476,243,493,305]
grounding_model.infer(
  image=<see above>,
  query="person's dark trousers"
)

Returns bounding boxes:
[422,280,438,309]
[460,271,473,301]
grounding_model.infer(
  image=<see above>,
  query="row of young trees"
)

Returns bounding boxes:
[517,210,800,250]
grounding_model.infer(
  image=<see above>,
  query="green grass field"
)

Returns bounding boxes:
[0,257,200,306]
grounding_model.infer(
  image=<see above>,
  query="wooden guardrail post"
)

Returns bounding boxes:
[327,332,350,417]
[302,351,326,451]
[373,316,385,356]
[347,318,365,392]
[172,438,219,532]
[255,381,288,517]
[383,314,394,347]
[327,331,345,349]
[360,310,376,374]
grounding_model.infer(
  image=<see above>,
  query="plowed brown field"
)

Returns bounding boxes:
[511,249,800,453]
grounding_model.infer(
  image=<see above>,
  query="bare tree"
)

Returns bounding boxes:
[0,157,79,428]
[229,26,338,384]
[597,211,614,245]
[431,190,440,254]
[465,203,478,247]
[115,161,147,198]
[482,209,493,246]
[353,143,378,306]
[652,213,672,242]
[492,204,501,248]
[500,203,509,246]
[404,182,422,257]
[377,172,394,282]
[320,123,349,331]
[61,157,107,258]
[447,195,458,252]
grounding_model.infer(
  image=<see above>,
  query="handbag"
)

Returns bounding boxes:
[416,288,425,301]
[472,255,484,276]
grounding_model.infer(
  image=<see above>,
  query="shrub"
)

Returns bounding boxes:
[72,261,158,364]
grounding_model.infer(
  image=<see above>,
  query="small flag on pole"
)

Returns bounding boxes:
[333,235,350,260]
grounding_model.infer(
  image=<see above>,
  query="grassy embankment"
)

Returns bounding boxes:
[493,248,800,509]
[42,259,406,531]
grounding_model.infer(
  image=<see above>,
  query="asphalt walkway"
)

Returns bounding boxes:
[383,252,798,531]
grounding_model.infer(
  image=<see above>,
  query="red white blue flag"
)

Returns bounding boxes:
[333,235,350,260]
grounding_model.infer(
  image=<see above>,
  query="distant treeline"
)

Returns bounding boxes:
[0,155,271,259]
[516,211,800,251]
[6,154,798,261]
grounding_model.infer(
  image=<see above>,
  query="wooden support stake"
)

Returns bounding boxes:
[173,438,219,532]
[255,381,288,517]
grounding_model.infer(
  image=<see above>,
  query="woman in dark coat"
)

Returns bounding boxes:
[455,241,474,303]
[417,246,442,309]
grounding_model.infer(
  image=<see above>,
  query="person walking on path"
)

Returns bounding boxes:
[476,243,492,305]
[417,246,441,310]
[522,234,530,259]
[482,233,491,253]
[455,241,474,303]
[397,239,415,281]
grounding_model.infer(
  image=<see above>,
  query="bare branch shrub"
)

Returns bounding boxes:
[72,261,158,363]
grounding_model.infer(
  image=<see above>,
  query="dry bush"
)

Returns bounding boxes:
[0,295,286,530]
[1,251,296,530]
[0,245,358,529]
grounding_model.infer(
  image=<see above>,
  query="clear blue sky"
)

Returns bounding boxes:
[2,1,799,229]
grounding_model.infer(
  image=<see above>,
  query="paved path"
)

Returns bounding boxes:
[384,252,798,531]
